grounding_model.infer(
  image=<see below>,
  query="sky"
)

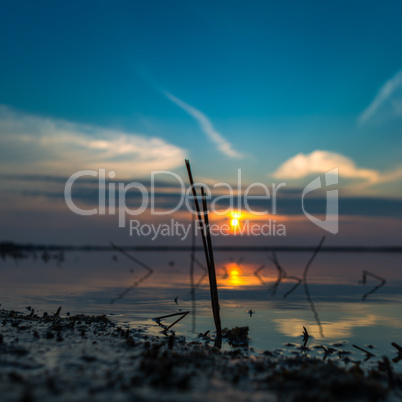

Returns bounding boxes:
[1,1,402,245]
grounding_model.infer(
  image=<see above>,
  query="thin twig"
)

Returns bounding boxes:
[258,252,301,298]
[110,270,153,304]
[109,242,154,304]
[391,342,402,363]
[269,251,286,296]
[352,344,376,360]
[360,270,386,301]
[253,264,266,286]
[110,242,153,274]
[391,342,402,353]
[153,311,190,333]
[192,256,208,288]
[303,236,326,337]
[282,276,302,298]
[302,236,326,282]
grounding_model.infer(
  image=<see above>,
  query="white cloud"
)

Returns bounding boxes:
[164,92,244,158]
[272,150,402,185]
[358,69,402,125]
[0,106,186,178]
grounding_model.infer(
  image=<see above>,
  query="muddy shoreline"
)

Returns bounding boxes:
[0,308,401,401]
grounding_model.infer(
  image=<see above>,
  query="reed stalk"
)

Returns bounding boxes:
[185,159,222,348]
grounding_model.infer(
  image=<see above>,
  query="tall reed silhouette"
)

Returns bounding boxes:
[185,159,222,348]
[189,210,197,332]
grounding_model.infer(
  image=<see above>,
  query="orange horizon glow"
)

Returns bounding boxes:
[227,264,242,286]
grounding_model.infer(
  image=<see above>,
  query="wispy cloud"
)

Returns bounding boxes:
[0,106,186,178]
[164,92,244,158]
[272,150,402,185]
[358,70,402,125]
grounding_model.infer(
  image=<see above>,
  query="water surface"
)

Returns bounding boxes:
[1,248,401,370]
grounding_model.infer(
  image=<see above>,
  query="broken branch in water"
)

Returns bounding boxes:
[303,236,326,338]
[192,256,208,288]
[253,264,266,286]
[283,276,302,298]
[392,342,402,353]
[359,270,386,301]
[153,311,190,333]
[269,251,286,296]
[109,242,154,304]
[352,344,376,361]
[391,342,402,363]
[254,253,301,298]
[270,251,302,298]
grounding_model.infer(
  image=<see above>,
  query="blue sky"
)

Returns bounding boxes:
[1,1,402,194]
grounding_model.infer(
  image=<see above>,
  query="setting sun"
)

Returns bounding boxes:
[231,218,239,227]
[230,212,242,229]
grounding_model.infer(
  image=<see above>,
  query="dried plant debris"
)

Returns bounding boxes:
[0,308,401,401]
[222,326,249,346]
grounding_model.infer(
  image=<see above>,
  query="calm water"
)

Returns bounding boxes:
[1,249,401,370]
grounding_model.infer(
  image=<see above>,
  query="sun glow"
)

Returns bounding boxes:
[231,218,239,227]
[230,212,242,229]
